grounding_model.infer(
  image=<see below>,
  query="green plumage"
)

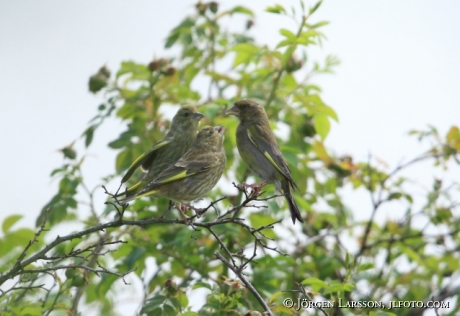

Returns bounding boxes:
[118,105,204,198]
[227,99,303,224]
[118,126,227,206]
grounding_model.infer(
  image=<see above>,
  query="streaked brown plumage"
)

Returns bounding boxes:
[117,126,227,207]
[119,105,204,197]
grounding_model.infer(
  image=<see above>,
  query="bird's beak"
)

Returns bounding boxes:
[225,105,239,117]
[193,112,205,121]
[215,126,225,135]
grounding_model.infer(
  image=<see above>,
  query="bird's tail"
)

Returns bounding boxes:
[119,187,158,205]
[111,186,157,206]
[115,195,135,205]
[282,182,303,224]
[114,180,145,199]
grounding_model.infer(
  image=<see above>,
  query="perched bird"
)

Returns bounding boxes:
[118,105,204,198]
[117,126,227,216]
[226,99,303,224]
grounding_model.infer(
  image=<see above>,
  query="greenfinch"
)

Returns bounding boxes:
[226,99,303,224]
[117,126,227,210]
[119,105,204,198]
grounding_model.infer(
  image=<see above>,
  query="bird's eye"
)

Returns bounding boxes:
[209,130,214,134]
[184,112,190,117]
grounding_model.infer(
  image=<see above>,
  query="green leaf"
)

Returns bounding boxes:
[276,39,293,49]
[312,140,331,163]
[20,306,43,316]
[83,125,96,148]
[388,192,402,200]
[249,213,277,239]
[433,207,452,224]
[268,291,285,304]
[401,246,423,265]
[124,247,146,269]
[50,167,65,177]
[313,114,330,140]
[320,105,338,121]
[309,21,329,28]
[147,308,163,316]
[193,281,212,290]
[182,64,201,84]
[205,71,237,84]
[6,228,36,248]
[2,215,23,233]
[297,30,321,45]
[163,304,177,316]
[60,145,77,160]
[165,31,180,48]
[301,277,327,292]
[357,262,374,272]
[59,177,79,194]
[229,6,254,17]
[266,4,286,14]
[403,193,413,203]
[96,274,118,297]
[116,148,136,173]
[177,292,189,307]
[88,74,108,93]
[117,61,151,80]
[323,281,355,294]
[309,1,322,15]
[108,137,130,149]
[280,74,297,91]
[279,28,295,39]
[231,43,259,67]
[299,94,338,122]
[141,295,167,313]
[446,126,460,150]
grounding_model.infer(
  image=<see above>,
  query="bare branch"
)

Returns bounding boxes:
[0,284,47,298]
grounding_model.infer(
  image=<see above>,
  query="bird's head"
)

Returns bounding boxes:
[171,105,204,130]
[226,99,266,123]
[195,125,225,151]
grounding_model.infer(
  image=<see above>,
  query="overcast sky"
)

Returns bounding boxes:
[1,0,459,314]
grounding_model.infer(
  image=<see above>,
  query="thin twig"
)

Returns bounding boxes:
[0,284,46,298]
[215,252,274,316]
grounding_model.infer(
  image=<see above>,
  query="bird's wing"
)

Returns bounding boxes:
[247,124,298,190]
[143,154,212,190]
[121,138,171,183]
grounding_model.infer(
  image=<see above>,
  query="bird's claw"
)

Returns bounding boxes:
[237,181,267,195]
[175,204,190,224]
[183,204,207,218]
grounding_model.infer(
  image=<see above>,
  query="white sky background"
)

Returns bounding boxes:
[1,0,459,314]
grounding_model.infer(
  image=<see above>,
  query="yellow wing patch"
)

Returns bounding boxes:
[135,140,169,167]
[247,129,284,175]
[135,189,158,200]
[247,130,257,147]
[126,181,142,194]
[121,139,170,183]
[263,151,284,175]
[157,170,197,184]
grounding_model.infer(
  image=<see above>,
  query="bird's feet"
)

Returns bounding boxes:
[177,204,193,225]
[237,181,267,195]
[182,204,207,218]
